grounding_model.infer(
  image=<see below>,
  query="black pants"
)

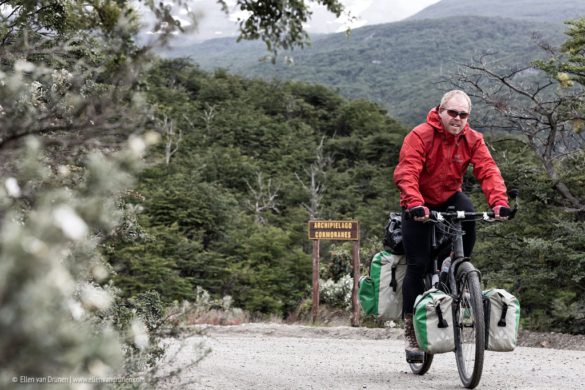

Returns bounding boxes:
[401,192,476,316]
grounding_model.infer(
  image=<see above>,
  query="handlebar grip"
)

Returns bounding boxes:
[499,207,512,218]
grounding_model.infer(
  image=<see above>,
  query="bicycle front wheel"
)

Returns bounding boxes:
[453,261,485,389]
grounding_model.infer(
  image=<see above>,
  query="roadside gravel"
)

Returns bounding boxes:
[156,323,585,389]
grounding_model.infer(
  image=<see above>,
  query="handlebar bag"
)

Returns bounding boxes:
[383,213,405,255]
[413,288,455,354]
[358,251,406,320]
[483,288,520,351]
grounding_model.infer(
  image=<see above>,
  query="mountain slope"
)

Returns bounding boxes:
[408,0,585,23]
[171,16,563,126]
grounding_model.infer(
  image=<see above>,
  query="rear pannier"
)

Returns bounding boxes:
[358,250,406,321]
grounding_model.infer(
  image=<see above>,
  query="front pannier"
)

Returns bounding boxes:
[483,289,520,352]
[413,288,455,354]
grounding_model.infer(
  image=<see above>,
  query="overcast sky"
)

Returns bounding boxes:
[138,0,441,46]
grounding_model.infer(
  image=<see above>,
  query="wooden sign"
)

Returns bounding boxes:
[308,220,359,241]
[308,219,361,327]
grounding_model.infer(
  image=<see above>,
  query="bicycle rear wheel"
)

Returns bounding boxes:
[408,353,434,375]
[453,261,485,389]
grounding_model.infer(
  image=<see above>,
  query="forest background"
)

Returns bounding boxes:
[1,0,584,386]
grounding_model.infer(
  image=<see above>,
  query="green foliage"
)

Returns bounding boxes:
[106,59,407,318]
[218,0,344,59]
[474,138,585,334]
[107,291,167,370]
[559,18,585,85]
[225,222,312,314]
[0,138,155,386]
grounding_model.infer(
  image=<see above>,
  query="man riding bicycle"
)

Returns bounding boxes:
[393,90,511,363]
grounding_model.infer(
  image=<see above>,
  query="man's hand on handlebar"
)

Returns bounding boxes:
[492,205,511,221]
[408,205,430,222]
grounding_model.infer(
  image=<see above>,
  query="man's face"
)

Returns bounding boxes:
[439,95,470,135]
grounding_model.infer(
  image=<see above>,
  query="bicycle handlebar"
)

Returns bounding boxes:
[404,207,517,222]
[403,189,520,222]
[429,210,494,221]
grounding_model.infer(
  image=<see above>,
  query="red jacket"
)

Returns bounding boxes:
[393,107,508,209]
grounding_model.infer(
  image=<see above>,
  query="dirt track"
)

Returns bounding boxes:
[158,323,585,389]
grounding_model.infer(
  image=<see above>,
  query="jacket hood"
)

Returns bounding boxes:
[426,106,469,138]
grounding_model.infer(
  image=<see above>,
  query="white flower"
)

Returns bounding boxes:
[57,165,71,176]
[68,299,86,321]
[22,237,48,255]
[222,295,233,310]
[130,319,149,350]
[48,265,75,296]
[14,59,35,73]
[88,359,110,377]
[53,205,88,240]
[144,130,161,145]
[128,135,146,155]
[91,264,109,282]
[52,68,72,83]
[5,177,21,197]
[80,284,113,311]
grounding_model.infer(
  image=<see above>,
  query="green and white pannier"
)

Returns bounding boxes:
[483,289,520,352]
[413,288,455,354]
[358,250,406,321]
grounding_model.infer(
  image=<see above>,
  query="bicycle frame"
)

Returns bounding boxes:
[431,210,489,389]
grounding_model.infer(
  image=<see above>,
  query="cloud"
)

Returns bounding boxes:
[136,0,442,46]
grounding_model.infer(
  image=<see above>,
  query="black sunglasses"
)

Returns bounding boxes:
[444,109,469,120]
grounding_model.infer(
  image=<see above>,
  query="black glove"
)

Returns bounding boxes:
[493,205,511,219]
[408,205,429,219]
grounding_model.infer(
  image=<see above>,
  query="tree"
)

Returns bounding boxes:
[450,52,585,211]
[0,0,345,156]
[547,18,585,85]
[218,0,344,60]
[448,20,585,332]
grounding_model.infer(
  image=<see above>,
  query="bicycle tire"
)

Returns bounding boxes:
[453,261,485,389]
[408,353,434,375]
[408,273,434,375]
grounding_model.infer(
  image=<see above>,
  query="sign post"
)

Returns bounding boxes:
[311,239,320,324]
[308,220,360,326]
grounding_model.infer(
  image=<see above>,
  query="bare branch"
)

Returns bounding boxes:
[296,136,332,220]
[246,172,280,224]
[160,115,183,165]
[450,54,585,209]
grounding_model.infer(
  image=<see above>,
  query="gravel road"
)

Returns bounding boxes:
[158,323,585,389]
